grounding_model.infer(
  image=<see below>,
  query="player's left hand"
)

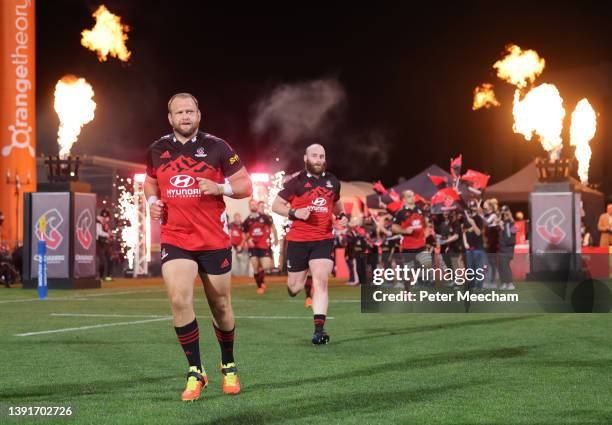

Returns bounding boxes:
[196,177,222,196]
[338,216,348,227]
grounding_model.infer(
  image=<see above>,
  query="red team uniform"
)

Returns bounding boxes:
[229,222,244,250]
[393,206,427,252]
[278,171,341,271]
[242,214,274,258]
[146,131,243,274]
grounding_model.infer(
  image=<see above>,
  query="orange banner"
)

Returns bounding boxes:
[0,0,36,248]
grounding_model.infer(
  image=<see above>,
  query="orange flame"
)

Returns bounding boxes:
[54,75,96,158]
[493,44,545,89]
[570,99,597,183]
[472,83,500,110]
[81,5,131,62]
[512,83,565,160]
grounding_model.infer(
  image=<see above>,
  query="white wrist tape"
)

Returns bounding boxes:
[219,182,234,196]
[147,196,159,206]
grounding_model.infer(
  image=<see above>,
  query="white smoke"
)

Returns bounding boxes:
[251,78,346,144]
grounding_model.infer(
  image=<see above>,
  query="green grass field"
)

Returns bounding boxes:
[1,278,611,425]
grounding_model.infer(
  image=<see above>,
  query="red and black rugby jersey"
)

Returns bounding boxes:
[278,170,341,242]
[393,206,427,250]
[229,222,244,247]
[242,213,273,249]
[146,131,243,251]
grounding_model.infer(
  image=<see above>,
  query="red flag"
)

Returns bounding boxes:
[414,193,428,205]
[355,197,369,216]
[386,200,403,213]
[344,201,354,216]
[372,180,388,195]
[389,189,400,202]
[428,174,448,188]
[430,188,462,214]
[450,154,462,179]
[461,169,490,190]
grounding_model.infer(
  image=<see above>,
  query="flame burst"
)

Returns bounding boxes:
[472,83,500,110]
[512,84,565,160]
[81,5,131,62]
[493,44,545,88]
[54,76,96,158]
[570,99,597,183]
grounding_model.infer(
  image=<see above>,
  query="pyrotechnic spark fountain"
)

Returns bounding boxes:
[117,178,139,270]
[54,76,96,159]
[570,99,597,183]
[81,5,131,62]
[266,171,287,268]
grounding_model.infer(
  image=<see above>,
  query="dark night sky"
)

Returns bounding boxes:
[36,1,612,194]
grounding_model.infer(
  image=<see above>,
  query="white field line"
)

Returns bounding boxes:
[0,289,165,304]
[14,314,333,337]
[50,313,333,320]
[14,317,171,337]
[50,313,169,318]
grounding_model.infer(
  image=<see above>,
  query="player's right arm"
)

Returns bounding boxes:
[272,196,310,220]
[272,177,310,220]
[144,144,164,220]
[391,210,412,235]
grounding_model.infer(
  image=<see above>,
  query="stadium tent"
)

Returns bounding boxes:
[366,164,451,208]
[485,160,605,245]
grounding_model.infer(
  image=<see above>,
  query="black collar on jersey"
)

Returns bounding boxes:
[401,205,422,215]
[172,133,199,144]
[305,170,327,178]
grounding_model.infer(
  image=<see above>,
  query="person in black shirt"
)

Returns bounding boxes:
[436,212,463,285]
[348,223,371,286]
[483,198,501,288]
[96,209,113,282]
[379,214,400,272]
[463,200,488,290]
[498,205,517,290]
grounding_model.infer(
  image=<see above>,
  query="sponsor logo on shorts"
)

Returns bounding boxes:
[221,258,230,268]
[161,249,168,260]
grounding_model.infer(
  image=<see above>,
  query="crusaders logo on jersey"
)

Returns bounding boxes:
[195,147,207,158]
